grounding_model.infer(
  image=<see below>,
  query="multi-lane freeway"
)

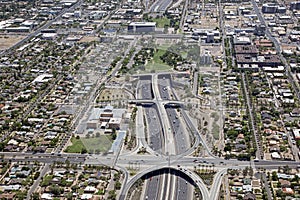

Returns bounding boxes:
[2,0,300,199]
[158,74,194,200]
[149,0,173,12]
[134,73,198,200]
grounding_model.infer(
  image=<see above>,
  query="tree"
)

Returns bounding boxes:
[249,167,254,177]
[112,131,117,140]
[272,171,278,181]
[243,167,249,177]
[282,165,291,174]
[115,181,121,190]
[66,192,73,200]
[32,193,39,200]
[49,185,62,196]
[15,191,27,199]
[81,147,87,154]
[65,160,70,170]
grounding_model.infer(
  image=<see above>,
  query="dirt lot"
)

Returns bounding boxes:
[0,35,26,50]
[79,36,99,43]
[201,44,223,57]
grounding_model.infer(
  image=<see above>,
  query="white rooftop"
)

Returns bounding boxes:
[129,22,156,26]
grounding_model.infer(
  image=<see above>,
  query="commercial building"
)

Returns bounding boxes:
[262,3,286,13]
[234,45,259,55]
[290,1,300,10]
[128,22,156,33]
[5,27,30,33]
[108,118,122,130]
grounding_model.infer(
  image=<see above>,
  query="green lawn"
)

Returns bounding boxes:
[81,135,113,152]
[65,137,85,153]
[145,49,173,72]
[156,44,171,51]
[153,49,166,64]
[181,52,188,59]
[65,135,113,153]
[151,17,170,28]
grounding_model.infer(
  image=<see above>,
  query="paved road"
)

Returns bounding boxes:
[155,74,194,200]
[149,0,173,12]
[144,170,163,200]
[144,105,164,153]
[0,0,83,57]
[251,0,300,100]
[138,75,154,100]
[26,163,50,200]
[141,75,167,200]
[255,172,272,200]
[241,73,263,159]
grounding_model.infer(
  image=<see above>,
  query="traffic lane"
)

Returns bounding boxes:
[160,172,168,199]
[158,83,170,97]
[158,81,169,99]
[139,80,153,100]
[3,157,85,164]
[145,180,158,200]
[145,174,160,200]
[145,106,163,151]
[142,83,153,99]
[150,0,172,12]
[177,177,191,200]
[166,108,189,154]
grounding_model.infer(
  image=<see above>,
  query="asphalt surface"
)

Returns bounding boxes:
[145,172,161,200]
[139,76,167,199]
[144,105,164,152]
[156,74,193,200]
[149,0,173,12]
[139,75,154,100]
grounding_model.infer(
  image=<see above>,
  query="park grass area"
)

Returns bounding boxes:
[65,137,85,153]
[212,123,220,140]
[65,135,113,153]
[181,51,188,59]
[156,44,171,51]
[145,49,173,72]
[151,17,170,28]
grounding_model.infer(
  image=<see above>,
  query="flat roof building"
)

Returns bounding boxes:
[293,129,300,140]
[290,2,300,10]
[108,118,121,130]
[128,22,156,33]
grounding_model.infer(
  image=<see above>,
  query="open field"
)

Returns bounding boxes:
[79,36,99,43]
[150,17,170,28]
[0,35,26,50]
[98,88,134,101]
[65,135,113,153]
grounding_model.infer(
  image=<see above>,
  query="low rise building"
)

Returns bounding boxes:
[128,22,156,33]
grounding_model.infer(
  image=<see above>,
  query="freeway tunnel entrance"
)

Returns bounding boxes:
[126,167,202,200]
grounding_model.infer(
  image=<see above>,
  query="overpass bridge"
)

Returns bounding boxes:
[119,165,210,200]
[128,99,185,107]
